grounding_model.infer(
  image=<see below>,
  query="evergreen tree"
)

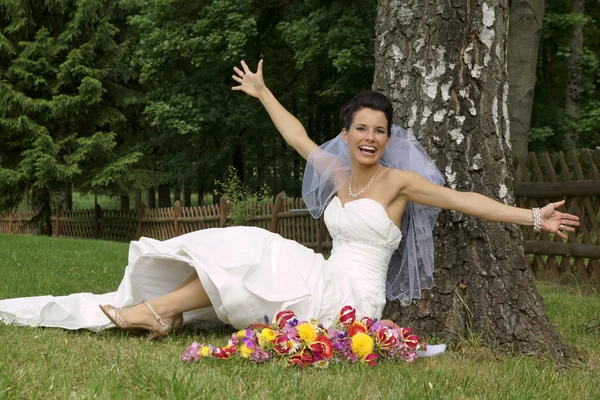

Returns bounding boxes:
[0,0,144,232]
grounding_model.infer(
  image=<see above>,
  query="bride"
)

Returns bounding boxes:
[0,60,579,340]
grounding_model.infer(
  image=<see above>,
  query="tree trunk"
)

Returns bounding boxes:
[564,0,585,147]
[61,185,73,211]
[507,0,545,159]
[198,185,205,206]
[134,190,142,210]
[147,188,156,208]
[31,187,51,236]
[173,186,181,203]
[120,195,130,212]
[158,184,171,208]
[374,0,572,362]
[183,183,192,207]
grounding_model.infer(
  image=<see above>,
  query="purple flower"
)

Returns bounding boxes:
[241,337,256,349]
[182,341,201,363]
[405,351,417,363]
[249,347,271,364]
[284,326,298,339]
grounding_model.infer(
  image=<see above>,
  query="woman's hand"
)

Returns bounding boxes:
[232,59,265,98]
[540,200,580,239]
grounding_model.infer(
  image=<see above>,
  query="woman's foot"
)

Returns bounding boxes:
[99,301,182,341]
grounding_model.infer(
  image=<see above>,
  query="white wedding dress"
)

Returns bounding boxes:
[0,197,402,331]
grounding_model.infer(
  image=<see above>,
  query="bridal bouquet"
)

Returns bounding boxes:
[181,306,425,368]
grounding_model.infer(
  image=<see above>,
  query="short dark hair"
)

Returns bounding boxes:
[340,91,393,136]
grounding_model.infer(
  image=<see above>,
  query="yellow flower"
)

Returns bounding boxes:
[200,346,211,357]
[297,322,318,343]
[351,332,374,359]
[239,343,254,358]
[237,330,247,338]
[258,328,277,347]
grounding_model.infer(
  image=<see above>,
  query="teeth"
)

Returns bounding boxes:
[359,146,376,152]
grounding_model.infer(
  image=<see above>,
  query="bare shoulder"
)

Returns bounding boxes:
[381,168,421,191]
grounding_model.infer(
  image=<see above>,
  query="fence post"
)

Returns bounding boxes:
[174,200,181,236]
[317,216,326,253]
[8,212,13,234]
[55,208,62,237]
[137,202,146,240]
[219,196,229,228]
[94,204,101,239]
[270,192,286,233]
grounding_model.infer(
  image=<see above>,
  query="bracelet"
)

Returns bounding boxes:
[532,208,541,232]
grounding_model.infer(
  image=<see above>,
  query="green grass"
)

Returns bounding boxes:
[1,234,599,399]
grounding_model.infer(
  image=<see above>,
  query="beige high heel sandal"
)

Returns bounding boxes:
[99,301,183,341]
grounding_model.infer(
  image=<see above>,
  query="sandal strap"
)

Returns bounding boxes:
[142,301,166,326]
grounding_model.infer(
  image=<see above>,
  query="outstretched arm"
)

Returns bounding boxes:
[232,60,317,160]
[397,170,580,238]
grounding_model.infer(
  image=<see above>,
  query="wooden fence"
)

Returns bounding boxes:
[0,194,332,251]
[513,148,600,284]
[1,149,598,283]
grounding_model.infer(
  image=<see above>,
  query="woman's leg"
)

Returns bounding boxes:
[173,271,199,291]
[120,274,211,326]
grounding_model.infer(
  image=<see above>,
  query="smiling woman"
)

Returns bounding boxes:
[0,61,579,355]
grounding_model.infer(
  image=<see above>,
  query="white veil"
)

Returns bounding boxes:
[302,125,444,305]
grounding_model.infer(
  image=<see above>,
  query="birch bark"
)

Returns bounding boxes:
[373,0,571,361]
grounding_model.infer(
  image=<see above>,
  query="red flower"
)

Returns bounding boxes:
[274,310,296,328]
[273,334,294,355]
[339,305,356,325]
[348,321,368,337]
[213,345,236,359]
[399,327,420,350]
[286,355,304,368]
[309,334,334,360]
[376,327,399,350]
[298,348,314,365]
[365,353,378,367]
[360,316,374,330]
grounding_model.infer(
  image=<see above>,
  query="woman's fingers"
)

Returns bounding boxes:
[559,224,576,232]
[556,230,568,239]
[561,218,579,226]
[241,60,251,74]
[232,75,243,83]
[562,213,580,221]
[552,199,566,209]
[257,59,263,75]
[233,66,245,77]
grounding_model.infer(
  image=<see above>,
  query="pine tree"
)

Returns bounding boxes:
[0,0,144,232]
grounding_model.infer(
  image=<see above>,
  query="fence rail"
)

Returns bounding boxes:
[513,149,600,284]
[1,149,598,284]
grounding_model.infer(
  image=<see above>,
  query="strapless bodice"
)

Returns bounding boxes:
[324,197,402,314]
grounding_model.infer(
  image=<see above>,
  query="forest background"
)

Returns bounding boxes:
[1,0,599,232]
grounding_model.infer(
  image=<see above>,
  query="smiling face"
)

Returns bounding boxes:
[342,108,390,165]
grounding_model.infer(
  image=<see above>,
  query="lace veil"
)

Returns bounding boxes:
[302,125,444,305]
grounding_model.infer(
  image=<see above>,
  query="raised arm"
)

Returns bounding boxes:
[397,170,580,239]
[232,60,317,160]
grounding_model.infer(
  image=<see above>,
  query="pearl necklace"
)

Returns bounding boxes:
[348,164,382,199]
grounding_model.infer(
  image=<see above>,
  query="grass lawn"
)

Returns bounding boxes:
[0,234,599,399]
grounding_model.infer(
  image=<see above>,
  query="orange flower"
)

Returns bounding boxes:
[348,321,367,337]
